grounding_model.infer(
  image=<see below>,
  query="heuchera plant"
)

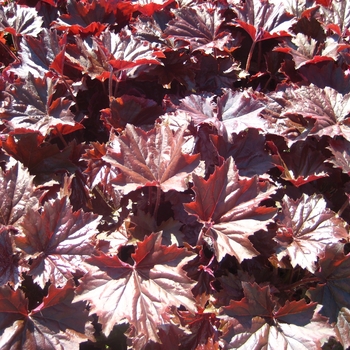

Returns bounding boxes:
[1,0,350,348]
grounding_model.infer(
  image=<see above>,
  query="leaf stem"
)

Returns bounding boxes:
[60,75,77,105]
[55,126,68,148]
[245,40,256,72]
[153,186,161,220]
[280,276,321,291]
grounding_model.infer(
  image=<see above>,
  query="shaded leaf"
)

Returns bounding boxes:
[53,0,115,35]
[2,132,78,180]
[268,138,329,186]
[101,94,163,130]
[211,128,273,177]
[307,243,350,323]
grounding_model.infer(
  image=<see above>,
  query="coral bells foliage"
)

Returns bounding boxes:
[2,0,350,349]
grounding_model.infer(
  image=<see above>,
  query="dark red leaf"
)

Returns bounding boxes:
[53,0,116,35]
[104,123,201,194]
[231,0,294,41]
[221,282,334,349]
[0,73,78,135]
[218,89,266,136]
[75,232,196,342]
[327,137,350,174]
[184,157,277,262]
[0,3,43,37]
[307,243,350,323]
[0,162,37,227]
[274,194,348,272]
[7,29,65,79]
[15,197,100,287]
[268,138,329,186]
[2,132,78,180]
[0,227,23,288]
[101,94,163,130]
[212,129,273,177]
[177,309,220,350]
[164,4,233,54]
[0,279,92,349]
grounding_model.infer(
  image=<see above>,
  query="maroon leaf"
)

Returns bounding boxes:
[231,0,294,41]
[274,34,344,69]
[0,3,43,37]
[327,137,350,174]
[221,282,334,349]
[177,93,222,131]
[53,0,116,35]
[0,73,78,135]
[318,0,350,34]
[0,279,92,349]
[336,307,350,349]
[2,132,78,180]
[101,94,163,130]
[177,309,220,349]
[268,138,329,187]
[7,29,65,79]
[127,210,184,246]
[150,50,197,91]
[307,243,350,323]
[14,197,100,287]
[184,157,277,262]
[0,162,37,227]
[274,194,348,272]
[99,29,165,70]
[218,89,266,136]
[164,4,232,54]
[297,61,350,94]
[211,129,273,177]
[75,232,196,342]
[267,84,350,141]
[0,227,23,288]
[104,123,201,194]
[195,54,246,93]
[64,35,111,80]
[224,282,275,320]
[66,31,164,80]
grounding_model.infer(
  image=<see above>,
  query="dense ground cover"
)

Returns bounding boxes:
[1,0,350,348]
